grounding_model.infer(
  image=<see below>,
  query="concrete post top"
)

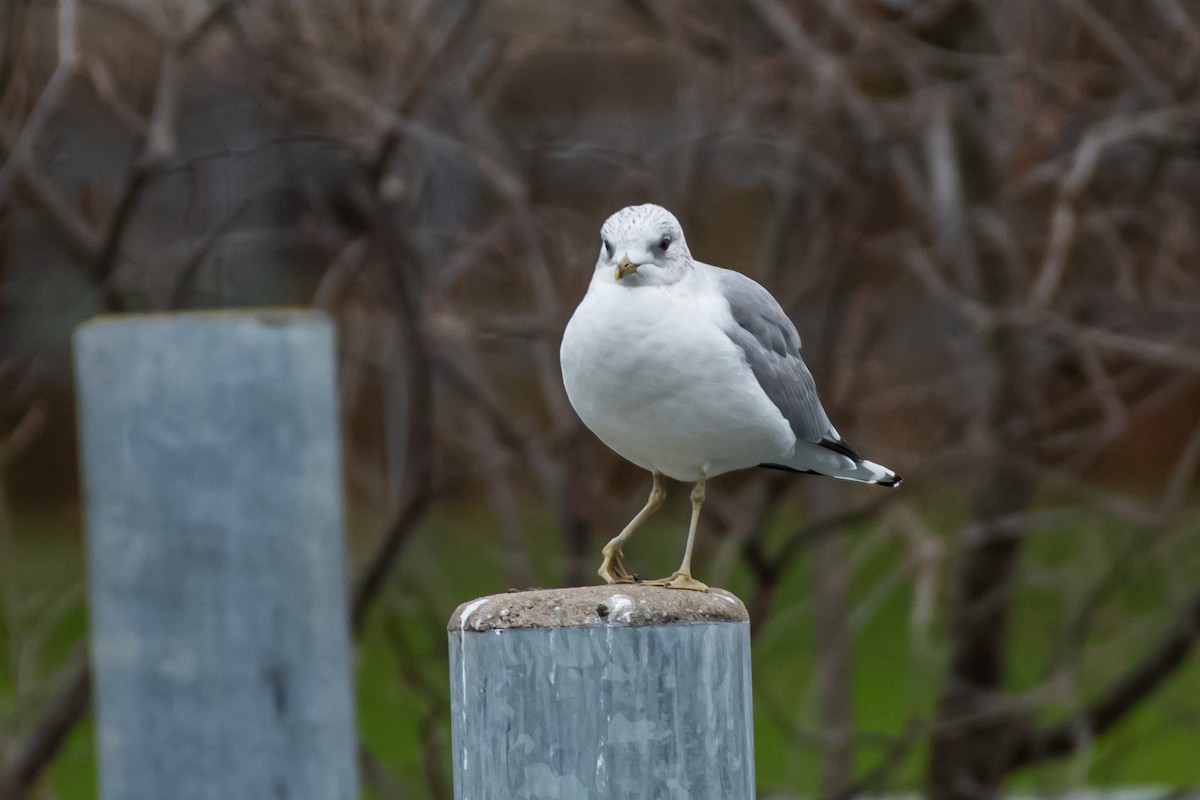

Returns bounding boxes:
[76,307,328,331]
[449,585,749,633]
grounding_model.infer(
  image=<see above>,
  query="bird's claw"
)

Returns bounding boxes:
[642,571,709,592]
[598,547,636,585]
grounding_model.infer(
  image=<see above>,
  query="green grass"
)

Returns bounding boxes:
[2,500,1199,798]
[0,506,96,799]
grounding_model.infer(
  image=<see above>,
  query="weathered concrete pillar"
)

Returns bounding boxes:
[73,310,358,800]
[448,585,755,800]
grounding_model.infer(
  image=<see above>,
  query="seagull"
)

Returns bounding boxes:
[560,204,901,591]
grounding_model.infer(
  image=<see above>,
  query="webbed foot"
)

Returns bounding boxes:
[642,571,709,592]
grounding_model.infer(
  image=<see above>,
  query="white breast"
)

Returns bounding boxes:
[560,268,795,481]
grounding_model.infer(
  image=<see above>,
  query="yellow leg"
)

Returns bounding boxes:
[598,473,666,584]
[645,475,709,591]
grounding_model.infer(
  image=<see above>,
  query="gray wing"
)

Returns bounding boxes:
[713,266,849,450]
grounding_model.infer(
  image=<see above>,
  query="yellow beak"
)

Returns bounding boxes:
[615,256,638,280]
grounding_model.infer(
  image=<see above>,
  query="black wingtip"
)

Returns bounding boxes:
[758,463,821,475]
[879,474,903,488]
[819,437,862,462]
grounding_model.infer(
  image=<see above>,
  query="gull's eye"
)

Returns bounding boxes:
[603,239,613,259]
[658,236,672,252]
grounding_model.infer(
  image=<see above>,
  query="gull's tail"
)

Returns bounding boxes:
[760,438,902,488]
[830,457,902,487]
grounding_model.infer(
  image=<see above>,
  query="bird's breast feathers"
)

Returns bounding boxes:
[561,272,794,479]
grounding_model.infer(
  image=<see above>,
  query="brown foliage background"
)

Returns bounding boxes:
[2,1,1200,799]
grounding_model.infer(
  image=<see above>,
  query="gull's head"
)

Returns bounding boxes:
[598,204,692,286]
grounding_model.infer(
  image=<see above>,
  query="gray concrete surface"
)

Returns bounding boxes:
[74,310,358,800]
[449,584,755,800]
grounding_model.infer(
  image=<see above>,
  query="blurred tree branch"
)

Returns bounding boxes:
[0,0,77,202]
[0,651,90,800]
[348,196,436,632]
[1008,587,1200,769]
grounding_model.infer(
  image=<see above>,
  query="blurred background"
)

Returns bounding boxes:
[2,0,1200,798]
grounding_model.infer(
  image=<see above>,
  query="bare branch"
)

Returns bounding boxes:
[1058,0,1171,103]
[1056,319,1200,374]
[1028,106,1200,307]
[178,0,244,54]
[348,200,437,633]
[367,0,484,186]
[0,0,78,201]
[925,88,979,297]
[0,134,101,259]
[1008,587,1200,769]
[903,248,994,328]
[0,405,48,468]
[0,652,90,800]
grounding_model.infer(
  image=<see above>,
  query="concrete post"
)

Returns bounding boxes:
[73,310,358,800]
[448,584,755,800]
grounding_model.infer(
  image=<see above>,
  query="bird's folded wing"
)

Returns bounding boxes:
[712,266,841,447]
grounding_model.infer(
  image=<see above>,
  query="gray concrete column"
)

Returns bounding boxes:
[449,584,755,800]
[73,310,358,800]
